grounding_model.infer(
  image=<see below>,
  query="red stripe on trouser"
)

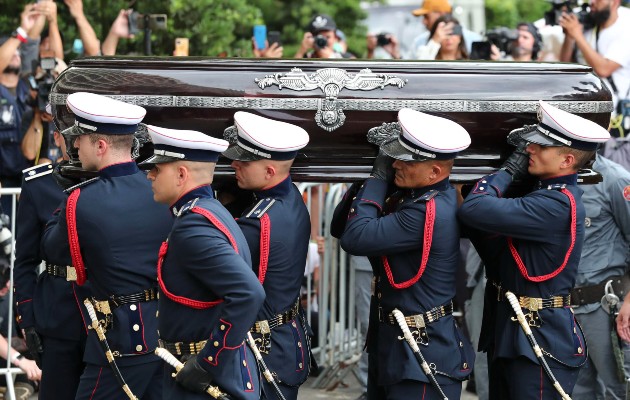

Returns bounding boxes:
[89,367,103,400]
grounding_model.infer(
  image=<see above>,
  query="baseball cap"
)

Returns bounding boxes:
[412,0,452,16]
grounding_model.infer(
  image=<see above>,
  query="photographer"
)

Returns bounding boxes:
[367,32,401,59]
[295,14,343,59]
[416,15,469,60]
[559,0,630,135]
[410,0,481,58]
[21,58,66,164]
[501,23,543,61]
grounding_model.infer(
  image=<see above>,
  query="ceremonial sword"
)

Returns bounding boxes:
[83,299,138,400]
[392,309,448,400]
[154,347,232,400]
[505,291,572,400]
[245,331,287,400]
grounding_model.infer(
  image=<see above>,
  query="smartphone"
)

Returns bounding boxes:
[128,12,168,35]
[450,25,463,37]
[267,31,281,47]
[174,38,189,56]
[253,25,267,50]
[470,41,492,60]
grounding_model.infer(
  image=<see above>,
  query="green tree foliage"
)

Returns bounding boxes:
[1,0,373,59]
[485,0,557,29]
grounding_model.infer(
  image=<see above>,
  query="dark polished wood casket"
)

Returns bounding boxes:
[50,57,612,183]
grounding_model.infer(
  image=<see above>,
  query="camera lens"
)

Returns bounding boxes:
[314,35,328,49]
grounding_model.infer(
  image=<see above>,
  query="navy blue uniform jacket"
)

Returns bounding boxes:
[336,177,475,386]
[236,176,312,387]
[14,164,89,339]
[458,170,587,368]
[158,186,265,400]
[42,162,172,366]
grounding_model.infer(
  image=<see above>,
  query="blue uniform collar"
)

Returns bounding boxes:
[254,175,292,199]
[405,177,450,199]
[170,185,214,214]
[537,173,577,189]
[98,161,139,178]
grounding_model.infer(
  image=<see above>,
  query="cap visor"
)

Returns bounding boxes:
[138,154,181,169]
[222,144,264,161]
[521,129,564,147]
[380,137,430,162]
[61,125,89,137]
[412,8,429,16]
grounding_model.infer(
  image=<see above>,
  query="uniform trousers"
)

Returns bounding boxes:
[383,379,461,400]
[489,356,579,400]
[573,306,630,400]
[39,336,85,400]
[75,360,162,400]
[261,380,298,400]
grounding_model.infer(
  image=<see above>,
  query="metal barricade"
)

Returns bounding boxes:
[297,183,364,391]
[0,187,25,400]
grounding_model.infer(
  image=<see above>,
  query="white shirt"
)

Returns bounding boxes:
[577,15,630,111]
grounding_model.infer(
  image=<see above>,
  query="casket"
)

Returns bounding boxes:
[50,57,612,183]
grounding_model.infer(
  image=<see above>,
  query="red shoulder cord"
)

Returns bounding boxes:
[258,214,270,285]
[157,206,239,309]
[507,188,577,282]
[381,198,436,290]
[67,189,87,286]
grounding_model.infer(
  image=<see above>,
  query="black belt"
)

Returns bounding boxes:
[92,287,159,316]
[493,282,571,309]
[45,263,83,281]
[378,301,454,328]
[251,298,300,334]
[158,339,207,356]
[250,298,301,354]
[570,275,630,307]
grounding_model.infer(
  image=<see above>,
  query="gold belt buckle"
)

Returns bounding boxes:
[412,314,426,329]
[254,320,272,354]
[66,266,77,282]
[93,299,112,315]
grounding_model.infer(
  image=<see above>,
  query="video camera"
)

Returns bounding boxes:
[544,0,594,30]
[486,27,519,54]
[470,27,518,60]
[127,11,168,36]
[28,57,57,113]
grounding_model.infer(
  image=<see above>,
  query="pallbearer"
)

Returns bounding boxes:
[141,125,265,400]
[223,111,313,400]
[458,100,611,398]
[332,108,475,399]
[42,92,172,399]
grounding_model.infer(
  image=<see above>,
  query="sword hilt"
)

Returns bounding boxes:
[155,347,183,372]
[392,309,420,352]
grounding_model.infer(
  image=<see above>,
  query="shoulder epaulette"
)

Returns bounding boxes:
[64,177,100,194]
[176,197,200,218]
[545,183,567,191]
[414,189,439,202]
[23,163,53,182]
[244,198,276,219]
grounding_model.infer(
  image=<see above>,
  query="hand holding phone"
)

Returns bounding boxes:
[267,31,281,47]
[174,38,189,56]
[253,25,267,50]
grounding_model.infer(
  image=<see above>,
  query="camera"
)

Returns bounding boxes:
[486,27,519,54]
[28,57,56,112]
[544,0,594,30]
[377,33,391,47]
[128,11,168,35]
[314,34,328,49]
